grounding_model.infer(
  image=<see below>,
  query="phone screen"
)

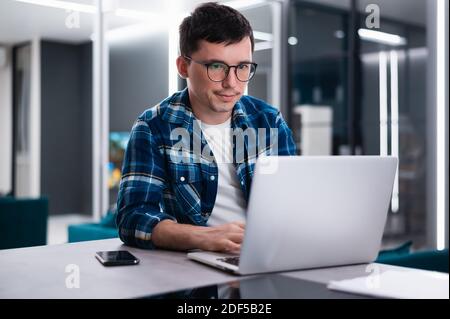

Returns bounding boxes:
[95,250,140,266]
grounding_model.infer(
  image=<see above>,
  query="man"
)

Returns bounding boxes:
[117,2,297,253]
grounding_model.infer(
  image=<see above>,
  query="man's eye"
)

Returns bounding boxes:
[238,64,249,70]
[210,63,226,70]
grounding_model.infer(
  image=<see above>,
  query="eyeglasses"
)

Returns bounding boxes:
[184,56,257,82]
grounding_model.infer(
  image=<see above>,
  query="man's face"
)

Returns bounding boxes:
[182,37,252,120]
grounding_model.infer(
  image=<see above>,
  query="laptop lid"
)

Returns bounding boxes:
[237,156,397,275]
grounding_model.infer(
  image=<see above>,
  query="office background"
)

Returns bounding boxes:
[0,0,448,253]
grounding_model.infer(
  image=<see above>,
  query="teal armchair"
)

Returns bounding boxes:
[68,211,118,243]
[0,197,48,249]
[376,241,449,273]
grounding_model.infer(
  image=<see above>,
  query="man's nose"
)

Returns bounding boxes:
[222,68,238,88]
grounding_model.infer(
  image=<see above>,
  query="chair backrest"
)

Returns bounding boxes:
[0,197,48,249]
[377,248,449,273]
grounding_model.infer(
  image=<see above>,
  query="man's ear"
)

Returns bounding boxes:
[176,56,188,79]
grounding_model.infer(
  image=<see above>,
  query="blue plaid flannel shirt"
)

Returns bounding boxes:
[117,88,297,249]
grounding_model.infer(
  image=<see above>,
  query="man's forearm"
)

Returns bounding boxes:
[151,220,205,251]
[152,219,245,252]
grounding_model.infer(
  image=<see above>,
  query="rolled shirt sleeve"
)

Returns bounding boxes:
[116,119,176,249]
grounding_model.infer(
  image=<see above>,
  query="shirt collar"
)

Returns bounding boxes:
[160,87,193,126]
[231,99,250,130]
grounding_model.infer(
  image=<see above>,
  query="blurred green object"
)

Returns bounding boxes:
[68,223,118,242]
[376,241,449,273]
[68,211,118,243]
[98,210,117,228]
[377,240,413,259]
[0,197,48,249]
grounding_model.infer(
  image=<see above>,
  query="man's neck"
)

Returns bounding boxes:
[192,105,232,125]
[194,109,232,125]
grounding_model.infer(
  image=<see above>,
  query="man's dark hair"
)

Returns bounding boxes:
[179,2,254,57]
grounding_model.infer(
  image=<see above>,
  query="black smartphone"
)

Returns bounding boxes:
[95,250,140,266]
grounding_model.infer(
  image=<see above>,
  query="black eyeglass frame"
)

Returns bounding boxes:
[183,55,258,82]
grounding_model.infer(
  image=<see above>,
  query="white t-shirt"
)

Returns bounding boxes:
[201,118,246,226]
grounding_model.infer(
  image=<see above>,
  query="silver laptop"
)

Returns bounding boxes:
[187,156,398,275]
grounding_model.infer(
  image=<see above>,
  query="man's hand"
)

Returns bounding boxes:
[198,221,245,253]
[152,220,245,253]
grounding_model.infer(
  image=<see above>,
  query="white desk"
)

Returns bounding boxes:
[0,238,436,299]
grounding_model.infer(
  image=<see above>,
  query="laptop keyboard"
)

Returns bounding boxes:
[217,256,240,266]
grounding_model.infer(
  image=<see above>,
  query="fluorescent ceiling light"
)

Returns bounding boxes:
[334,30,345,39]
[358,28,407,46]
[253,31,273,42]
[15,0,95,13]
[288,36,298,46]
[254,41,272,51]
[223,0,268,10]
[115,8,156,20]
[15,0,166,22]
[106,23,162,42]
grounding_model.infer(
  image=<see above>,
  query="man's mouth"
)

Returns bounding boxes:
[216,93,239,102]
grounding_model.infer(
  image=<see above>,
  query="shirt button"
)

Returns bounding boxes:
[180,176,185,182]
[210,175,215,181]
[241,181,244,185]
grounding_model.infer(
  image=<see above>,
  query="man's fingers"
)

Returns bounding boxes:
[227,232,244,244]
[224,240,241,253]
[231,221,246,230]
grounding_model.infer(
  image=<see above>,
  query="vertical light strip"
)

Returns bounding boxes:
[30,37,41,197]
[379,51,388,156]
[169,13,187,95]
[168,22,179,95]
[92,0,102,222]
[271,1,281,109]
[101,6,110,219]
[390,50,399,213]
[168,28,178,95]
[436,0,446,250]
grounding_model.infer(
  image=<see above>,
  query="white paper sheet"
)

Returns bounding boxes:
[327,269,449,299]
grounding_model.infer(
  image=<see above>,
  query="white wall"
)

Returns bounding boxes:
[0,46,12,195]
